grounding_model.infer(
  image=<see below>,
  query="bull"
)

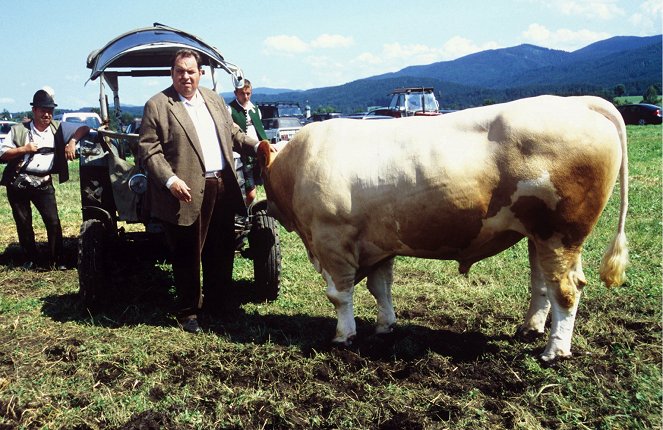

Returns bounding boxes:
[257,95,628,361]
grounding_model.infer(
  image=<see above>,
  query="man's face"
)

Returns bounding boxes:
[234,87,252,106]
[32,107,53,131]
[171,54,201,100]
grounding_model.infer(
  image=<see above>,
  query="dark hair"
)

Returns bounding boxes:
[171,49,202,70]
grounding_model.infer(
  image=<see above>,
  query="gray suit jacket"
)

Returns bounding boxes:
[138,85,258,226]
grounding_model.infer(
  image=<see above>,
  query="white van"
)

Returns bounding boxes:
[54,112,102,129]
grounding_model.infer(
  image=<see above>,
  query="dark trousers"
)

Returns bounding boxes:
[6,181,63,265]
[165,170,237,318]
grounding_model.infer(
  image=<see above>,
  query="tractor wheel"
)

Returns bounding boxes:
[248,209,281,301]
[77,219,107,307]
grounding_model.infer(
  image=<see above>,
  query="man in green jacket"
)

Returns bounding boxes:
[228,79,267,205]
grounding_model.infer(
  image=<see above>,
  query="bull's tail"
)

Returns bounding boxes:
[597,100,629,287]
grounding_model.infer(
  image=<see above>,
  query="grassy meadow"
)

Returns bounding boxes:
[0,125,660,429]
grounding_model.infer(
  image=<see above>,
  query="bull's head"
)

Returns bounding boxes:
[255,139,293,231]
[257,139,275,175]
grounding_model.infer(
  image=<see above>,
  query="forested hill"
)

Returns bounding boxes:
[249,34,661,112]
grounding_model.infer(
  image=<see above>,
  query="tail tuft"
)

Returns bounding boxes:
[599,231,628,287]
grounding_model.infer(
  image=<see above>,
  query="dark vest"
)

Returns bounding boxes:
[229,99,267,141]
[0,120,69,186]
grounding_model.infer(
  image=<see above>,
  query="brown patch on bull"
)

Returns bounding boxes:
[556,274,579,309]
[510,193,593,249]
[458,230,524,274]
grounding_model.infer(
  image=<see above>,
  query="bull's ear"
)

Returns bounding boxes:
[257,140,273,170]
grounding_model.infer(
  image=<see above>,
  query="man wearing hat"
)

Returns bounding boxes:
[0,88,90,269]
[228,79,268,205]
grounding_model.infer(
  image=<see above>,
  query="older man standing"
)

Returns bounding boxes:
[138,49,270,333]
[0,88,89,269]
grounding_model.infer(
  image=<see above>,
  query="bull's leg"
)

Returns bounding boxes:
[536,246,587,362]
[323,269,357,345]
[310,224,362,345]
[366,257,396,334]
[516,240,550,339]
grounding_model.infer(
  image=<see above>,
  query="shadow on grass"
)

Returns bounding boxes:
[0,237,79,269]
[30,234,505,364]
[42,276,504,364]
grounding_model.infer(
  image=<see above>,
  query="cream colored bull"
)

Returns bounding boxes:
[258,95,628,362]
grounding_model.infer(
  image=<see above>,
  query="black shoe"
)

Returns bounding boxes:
[179,317,201,334]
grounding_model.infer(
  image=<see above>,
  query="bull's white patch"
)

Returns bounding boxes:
[541,293,580,361]
[480,170,561,236]
[512,171,560,210]
[324,270,357,344]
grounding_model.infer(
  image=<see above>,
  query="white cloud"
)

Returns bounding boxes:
[522,23,610,50]
[349,36,502,82]
[355,52,382,65]
[0,97,15,104]
[355,37,499,70]
[263,35,309,55]
[304,55,347,86]
[629,0,662,34]
[442,36,500,59]
[263,33,354,56]
[310,34,354,49]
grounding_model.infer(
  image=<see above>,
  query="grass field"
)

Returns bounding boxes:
[614,95,661,105]
[0,125,660,429]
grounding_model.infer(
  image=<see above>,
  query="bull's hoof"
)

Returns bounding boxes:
[514,326,545,343]
[375,323,396,336]
[539,350,572,364]
[331,335,356,348]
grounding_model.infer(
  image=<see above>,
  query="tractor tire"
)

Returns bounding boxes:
[248,209,281,301]
[77,219,107,307]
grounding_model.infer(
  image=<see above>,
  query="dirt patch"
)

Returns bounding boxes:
[115,410,179,430]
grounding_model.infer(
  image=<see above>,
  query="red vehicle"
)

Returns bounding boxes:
[372,87,441,118]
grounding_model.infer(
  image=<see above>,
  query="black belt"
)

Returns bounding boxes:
[205,170,225,179]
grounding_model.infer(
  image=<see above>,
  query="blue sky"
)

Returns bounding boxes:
[1,0,660,111]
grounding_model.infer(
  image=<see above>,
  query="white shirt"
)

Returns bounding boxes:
[180,91,225,172]
[0,122,55,179]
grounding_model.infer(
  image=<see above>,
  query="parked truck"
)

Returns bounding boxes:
[372,87,441,118]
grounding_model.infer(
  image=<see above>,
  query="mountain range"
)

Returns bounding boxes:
[246,34,661,112]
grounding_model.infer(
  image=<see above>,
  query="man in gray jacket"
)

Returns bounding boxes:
[138,49,268,333]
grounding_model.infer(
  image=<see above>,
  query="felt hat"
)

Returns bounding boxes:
[30,89,57,108]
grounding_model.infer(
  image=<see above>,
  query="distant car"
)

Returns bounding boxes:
[121,118,142,157]
[257,102,305,121]
[263,117,303,144]
[310,112,343,122]
[345,111,394,120]
[0,120,18,144]
[616,103,662,125]
[371,87,442,118]
[54,112,103,129]
[124,117,142,134]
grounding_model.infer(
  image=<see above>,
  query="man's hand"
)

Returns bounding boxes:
[24,142,38,154]
[168,178,192,202]
[65,139,76,161]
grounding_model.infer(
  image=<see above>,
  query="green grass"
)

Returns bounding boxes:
[0,125,660,429]
[614,95,662,105]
